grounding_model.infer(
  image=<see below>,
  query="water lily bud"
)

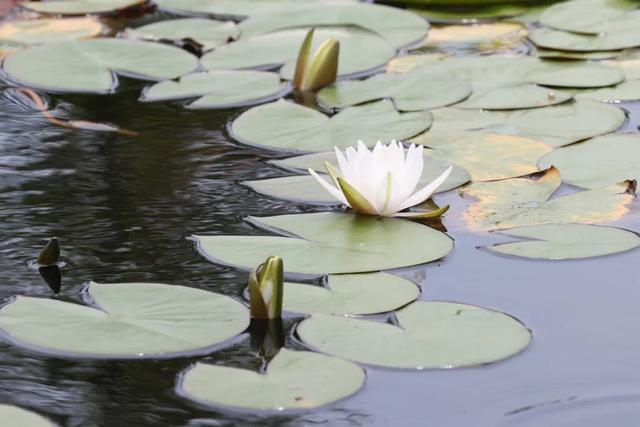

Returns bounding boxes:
[300,38,339,91]
[293,28,315,89]
[248,256,283,320]
[37,237,60,266]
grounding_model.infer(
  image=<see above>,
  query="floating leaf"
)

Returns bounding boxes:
[230,99,431,153]
[535,48,622,60]
[201,27,394,80]
[410,130,551,181]
[529,27,640,52]
[430,100,626,148]
[2,39,198,94]
[386,53,447,74]
[0,17,103,45]
[178,349,365,411]
[249,153,468,204]
[575,60,640,101]
[297,301,531,369]
[284,272,419,316]
[488,224,640,260]
[193,212,453,275]
[140,70,288,109]
[0,282,249,358]
[0,405,56,427]
[317,69,471,111]
[539,133,640,189]
[20,0,145,14]
[456,83,572,110]
[239,2,428,49]
[461,167,635,230]
[539,0,639,34]
[408,4,529,23]
[123,18,238,52]
[153,0,355,19]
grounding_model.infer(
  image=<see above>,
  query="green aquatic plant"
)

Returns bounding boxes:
[293,28,339,92]
[248,256,284,320]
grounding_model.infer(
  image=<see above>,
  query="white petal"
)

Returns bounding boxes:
[334,147,349,174]
[397,166,452,211]
[308,168,350,206]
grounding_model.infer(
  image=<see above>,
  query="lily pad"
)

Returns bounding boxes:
[0,405,56,427]
[410,130,551,181]
[284,272,419,316]
[201,27,395,80]
[316,69,472,111]
[0,282,249,358]
[457,83,572,110]
[297,301,531,369]
[250,153,469,204]
[539,0,640,34]
[488,224,640,260]
[0,18,104,45]
[123,18,238,52]
[193,212,453,275]
[529,27,640,52]
[408,4,529,23]
[461,167,636,230]
[2,39,198,94]
[430,100,626,148]
[575,80,640,102]
[230,99,431,153]
[153,0,354,19]
[178,349,365,411]
[538,133,640,189]
[20,0,145,14]
[140,70,288,109]
[239,2,428,49]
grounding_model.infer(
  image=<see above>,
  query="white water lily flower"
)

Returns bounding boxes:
[308,140,452,218]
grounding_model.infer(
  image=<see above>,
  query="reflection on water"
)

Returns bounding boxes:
[0,25,639,427]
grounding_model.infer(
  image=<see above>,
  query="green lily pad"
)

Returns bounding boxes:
[461,167,636,230]
[529,27,640,52]
[153,0,355,19]
[431,100,626,148]
[239,3,428,49]
[317,69,472,111]
[457,83,572,110]
[248,153,469,204]
[488,224,640,260]
[201,27,395,80]
[0,282,249,358]
[140,70,288,109]
[0,17,104,45]
[410,130,551,181]
[2,39,198,94]
[284,272,419,316]
[123,18,238,51]
[0,405,56,427]
[20,0,145,14]
[535,49,623,60]
[538,133,640,189]
[408,4,529,23]
[230,99,431,153]
[539,0,640,34]
[178,349,365,411]
[297,301,531,369]
[193,212,453,275]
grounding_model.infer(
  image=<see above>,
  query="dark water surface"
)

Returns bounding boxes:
[1,26,640,427]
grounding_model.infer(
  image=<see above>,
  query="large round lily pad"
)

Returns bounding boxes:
[140,70,288,109]
[2,39,198,94]
[431,100,626,148]
[249,153,469,204]
[201,27,395,80]
[123,18,238,52]
[239,2,428,49]
[539,0,640,34]
[0,282,249,358]
[285,272,420,316]
[317,69,472,111]
[297,301,532,369]
[20,0,145,14]
[488,224,640,260]
[529,27,640,52]
[0,17,103,45]
[461,167,636,230]
[538,133,640,189]
[230,99,431,153]
[0,405,56,427]
[193,212,454,275]
[178,349,365,411]
[410,130,551,181]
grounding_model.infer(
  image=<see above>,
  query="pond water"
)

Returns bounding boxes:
[1,6,640,427]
